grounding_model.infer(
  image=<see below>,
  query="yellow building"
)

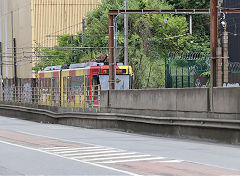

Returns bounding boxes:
[0,0,101,78]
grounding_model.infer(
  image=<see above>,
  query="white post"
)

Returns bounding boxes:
[189,15,192,35]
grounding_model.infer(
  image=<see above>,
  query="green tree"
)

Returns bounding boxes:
[34,0,210,88]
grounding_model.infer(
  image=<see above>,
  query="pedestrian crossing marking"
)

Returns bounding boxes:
[99,157,167,164]
[70,152,137,160]
[68,150,123,157]
[40,146,181,165]
[42,146,70,150]
[155,160,183,163]
[83,154,152,162]
[42,146,102,152]
[53,148,114,154]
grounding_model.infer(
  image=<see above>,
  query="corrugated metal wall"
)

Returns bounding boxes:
[31,0,101,47]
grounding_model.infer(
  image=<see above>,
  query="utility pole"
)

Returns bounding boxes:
[13,38,17,101]
[109,14,115,90]
[124,0,128,65]
[13,38,17,85]
[210,0,218,88]
[222,21,229,84]
[0,42,2,78]
[4,0,8,78]
[0,42,2,101]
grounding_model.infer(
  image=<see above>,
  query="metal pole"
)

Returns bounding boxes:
[13,38,17,85]
[210,0,218,88]
[113,14,120,89]
[0,42,2,101]
[0,42,2,78]
[210,0,218,112]
[109,15,115,90]
[189,15,193,35]
[124,0,129,65]
[82,18,85,45]
[4,0,8,78]
[71,35,74,62]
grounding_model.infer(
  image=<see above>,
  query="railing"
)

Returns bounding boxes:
[0,85,101,111]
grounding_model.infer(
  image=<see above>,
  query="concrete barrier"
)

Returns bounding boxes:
[101,88,209,117]
[213,87,240,114]
[101,87,240,120]
[0,87,240,145]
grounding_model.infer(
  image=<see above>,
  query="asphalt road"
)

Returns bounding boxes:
[0,116,240,176]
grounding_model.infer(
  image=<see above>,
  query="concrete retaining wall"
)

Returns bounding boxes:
[104,88,208,112]
[101,87,240,120]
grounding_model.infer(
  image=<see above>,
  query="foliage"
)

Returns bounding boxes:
[201,71,210,87]
[34,0,210,88]
[168,0,210,33]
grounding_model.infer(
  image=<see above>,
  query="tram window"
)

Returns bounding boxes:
[92,75,100,97]
[52,78,55,97]
[41,78,51,93]
[40,79,43,88]
[46,78,51,88]
[72,76,84,94]
[63,77,67,93]
[52,78,59,94]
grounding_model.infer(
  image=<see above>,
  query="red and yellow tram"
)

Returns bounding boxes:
[38,62,133,107]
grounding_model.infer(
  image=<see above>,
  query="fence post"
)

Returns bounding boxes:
[182,67,184,88]
[188,60,190,87]
[165,56,167,88]
[176,68,178,88]
[98,84,101,110]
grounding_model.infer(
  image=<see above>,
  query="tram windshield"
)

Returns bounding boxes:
[99,75,130,90]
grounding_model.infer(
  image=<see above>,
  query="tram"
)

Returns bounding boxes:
[38,62,133,107]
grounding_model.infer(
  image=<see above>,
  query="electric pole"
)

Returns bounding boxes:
[210,0,218,88]
[124,0,128,65]
[109,14,115,90]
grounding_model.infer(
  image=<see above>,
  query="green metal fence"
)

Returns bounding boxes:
[165,52,210,88]
[229,62,240,84]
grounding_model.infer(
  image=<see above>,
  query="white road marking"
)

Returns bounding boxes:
[155,160,183,163]
[42,146,102,152]
[100,157,167,164]
[70,152,137,160]
[4,124,240,174]
[54,148,114,154]
[84,154,152,162]
[66,150,123,157]
[42,146,70,150]
[0,140,141,176]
